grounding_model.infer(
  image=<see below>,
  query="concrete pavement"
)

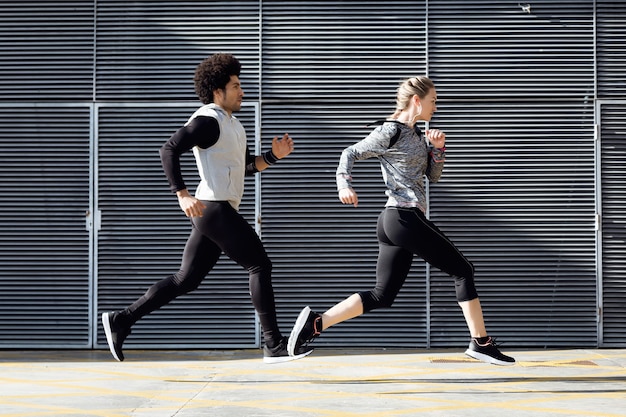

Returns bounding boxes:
[1,348,625,416]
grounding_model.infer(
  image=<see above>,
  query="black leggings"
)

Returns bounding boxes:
[126,201,281,344]
[359,207,478,313]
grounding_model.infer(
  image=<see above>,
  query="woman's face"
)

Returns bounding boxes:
[417,88,437,121]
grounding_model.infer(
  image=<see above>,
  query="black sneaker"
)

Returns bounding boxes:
[102,311,131,362]
[465,337,515,366]
[287,306,322,357]
[263,336,313,364]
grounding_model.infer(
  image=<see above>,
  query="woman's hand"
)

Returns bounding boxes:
[271,133,295,159]
[425,129,446,149]
[338,187,359,207]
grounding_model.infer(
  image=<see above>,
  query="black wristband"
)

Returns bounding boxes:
[263,150,279,165]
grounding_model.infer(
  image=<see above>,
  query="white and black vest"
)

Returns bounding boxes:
[186,104,247,210]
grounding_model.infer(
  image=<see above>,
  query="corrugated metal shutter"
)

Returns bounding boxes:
[598,101,626,346]
[94,1,263,348]
[2,0,620,351]
[597,1,626,347]
[0,104,92,347]
[0,1,94,347]
[260,1,430,347]
[95,0,261,101]
[427,1,597,347]
[95,103,261,348]
[0,1,94,101]
[596,1,626,98]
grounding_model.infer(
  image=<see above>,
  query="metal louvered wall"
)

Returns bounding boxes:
[596,1,626,98]
[426,1,597,347]
[0,0,625,350]
[598,101,626,346]
[93,1,264,349]
[95,0,261,101]
[0,2,94,101]
[596,1,626,347]
[0,0,94,347]
[0,104,92,347]
[95,103,260,348]
[260,1,430,347]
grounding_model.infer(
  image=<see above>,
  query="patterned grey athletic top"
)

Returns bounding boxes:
[336,121,446,213]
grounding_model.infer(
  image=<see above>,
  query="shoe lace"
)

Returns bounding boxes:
[489,337,506,347]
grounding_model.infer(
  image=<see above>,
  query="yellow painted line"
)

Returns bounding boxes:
[0,401,131,417]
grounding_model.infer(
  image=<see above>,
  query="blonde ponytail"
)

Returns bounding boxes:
[389,76,434,119]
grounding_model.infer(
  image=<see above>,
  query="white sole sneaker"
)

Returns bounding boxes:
[287,306,312,356]
[465,348,515,366]
[263,348,313,364]
[102,312,122,362]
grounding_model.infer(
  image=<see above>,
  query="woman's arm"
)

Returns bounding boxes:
[336,124,398,190]
[424,129,446,183]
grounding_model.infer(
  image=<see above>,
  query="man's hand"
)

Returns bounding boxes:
[271,133,295,159]
[176,189,206,217]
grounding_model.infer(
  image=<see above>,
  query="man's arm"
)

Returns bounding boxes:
[245,133,295,175]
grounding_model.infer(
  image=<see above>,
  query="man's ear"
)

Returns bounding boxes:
[212,88,223,103]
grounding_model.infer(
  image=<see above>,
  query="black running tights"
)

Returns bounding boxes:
[125,201,281,344]
[359,207,478,313]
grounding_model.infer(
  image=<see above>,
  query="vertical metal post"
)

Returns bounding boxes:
[253,102,262,348]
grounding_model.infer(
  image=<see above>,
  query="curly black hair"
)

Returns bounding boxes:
[194,53,242,104]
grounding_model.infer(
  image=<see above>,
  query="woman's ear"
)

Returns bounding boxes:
[413,95,423,115]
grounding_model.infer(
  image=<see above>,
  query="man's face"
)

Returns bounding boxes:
[214,75,244,114]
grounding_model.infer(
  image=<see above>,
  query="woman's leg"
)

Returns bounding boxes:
[314,209,415,330]
[384,208,514,363]
[290,207,513,364]
[321,293,362,329]
[387,208,487,337]
[459,298,487,338]
[325,288,489,340]
[288,209,414,354]
[322,239,415,329]
[292,208,482,335]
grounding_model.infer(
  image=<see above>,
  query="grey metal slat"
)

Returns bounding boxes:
[95,0,261,100]
[597,1,626,98]
[428,100,596,347]
[425,0,597,348]
[0,105,91,347]
[0,1,94,101]
[599,102,626,346]
[96,103,260,348]
[260,0,430,349]
[1,0,623,351]
[428,1,594,99]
